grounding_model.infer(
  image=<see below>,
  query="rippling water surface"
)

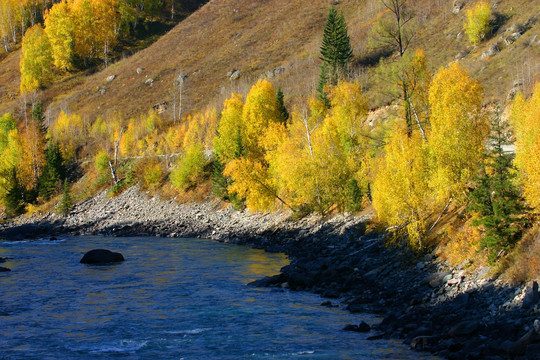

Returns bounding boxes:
[0,236,436,359]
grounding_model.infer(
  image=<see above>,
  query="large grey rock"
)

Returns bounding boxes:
[448,320,479,337]
[426,271,452,288]
[507,319,540,356]
[522,281,539,309]
[80,249,125,264]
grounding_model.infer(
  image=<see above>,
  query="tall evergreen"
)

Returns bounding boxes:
[469,107,525,263]
[57,179,73,216]
[317,64,330,105]
[276,87,289,124]
[38,142,66,200]
[32,101,47,135]
[319,6,354,95]
[4,168,26,218]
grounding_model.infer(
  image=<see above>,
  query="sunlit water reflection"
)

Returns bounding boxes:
[0,236,437,359]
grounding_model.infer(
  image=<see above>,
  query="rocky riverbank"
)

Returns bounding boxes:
[1,186,539,359]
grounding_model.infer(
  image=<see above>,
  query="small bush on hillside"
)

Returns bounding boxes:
[95,151,111,185]
[464,1,492,45]
[57,180,73,217]
[143,160,164,189]
[170,143,207,192]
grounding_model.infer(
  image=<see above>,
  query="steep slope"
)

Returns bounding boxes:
[0,0,538,124]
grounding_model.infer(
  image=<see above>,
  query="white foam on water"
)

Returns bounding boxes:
[165,328,211,335]
[291,350,315,356]
[88,339,149,353]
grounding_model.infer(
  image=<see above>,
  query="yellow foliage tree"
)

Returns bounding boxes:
[224,156,282,211]
[372,123,432,249]
[213,93,244,164]
[44,0,75,71]
[183,107,217,150]
[49,110,85,160]
[222,79,285,211]
[511,82,540,211]
[266,83,369,214]
[241,78,281,159]
[464,1,491,45]
[20,24,53,93]
[428,62,488,203]
[71,0,119,64]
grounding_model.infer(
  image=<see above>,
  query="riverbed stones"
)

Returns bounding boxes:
[80,249,125,264]
[343,321,370,332]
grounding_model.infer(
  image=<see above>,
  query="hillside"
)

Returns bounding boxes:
[0,0,538,124]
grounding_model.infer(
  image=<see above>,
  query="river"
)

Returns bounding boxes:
[0,236,436,359]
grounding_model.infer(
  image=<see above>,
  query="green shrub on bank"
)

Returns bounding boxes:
[170,144,207,192]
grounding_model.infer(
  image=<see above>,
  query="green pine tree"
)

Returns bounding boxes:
[317,64,330,105]
[276,87,289,124]
[4,168,26,218]
[469,107,525,263]
[32,101,47,135]
[38,142,66,200]
[57,179,73,216]
[345,178,362,212]
[319,6,353,90]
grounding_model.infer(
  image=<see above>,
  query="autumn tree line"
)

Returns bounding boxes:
[1,1,539,266]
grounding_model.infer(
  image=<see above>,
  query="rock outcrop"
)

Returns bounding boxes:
[80,249,125,264]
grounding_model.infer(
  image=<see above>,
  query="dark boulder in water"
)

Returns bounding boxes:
[80,249,125,264]
[0,266,11,272]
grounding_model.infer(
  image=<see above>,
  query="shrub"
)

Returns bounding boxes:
[95,151,111,185]
[464,1,491,45]
[143,160,163,189]
[170,143,207,191]
[57,180,73,216]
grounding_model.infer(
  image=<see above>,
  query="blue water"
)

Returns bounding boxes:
[0,236,435,359]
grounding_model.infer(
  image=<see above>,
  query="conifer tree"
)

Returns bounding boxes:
[57,179,73,216]
[32,101,47,135]
[318,6,353,100]
[4,168,25,217]
[469,107,525,263]
[37,142,66,200]
[276,87,289,124]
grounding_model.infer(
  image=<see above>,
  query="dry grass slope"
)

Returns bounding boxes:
[0,0,537,125]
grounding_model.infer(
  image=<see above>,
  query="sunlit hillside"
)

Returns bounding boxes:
[0,0,537,124]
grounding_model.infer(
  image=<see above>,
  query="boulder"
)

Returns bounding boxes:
[447,320,479,337]
[507,319,540,356]
[411,335,439,350]
[526,343,540,360]
[343,321,371,332]
[80,249,125,264]
[229,70,241,81]
[426,271,452,288]
[0,266,11,272]
[247,274,285,287]
[522,281,539,309]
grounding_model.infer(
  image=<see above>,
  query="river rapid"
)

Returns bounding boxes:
[0,236,436,359]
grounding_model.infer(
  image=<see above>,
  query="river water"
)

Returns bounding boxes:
[0,236,435,359]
